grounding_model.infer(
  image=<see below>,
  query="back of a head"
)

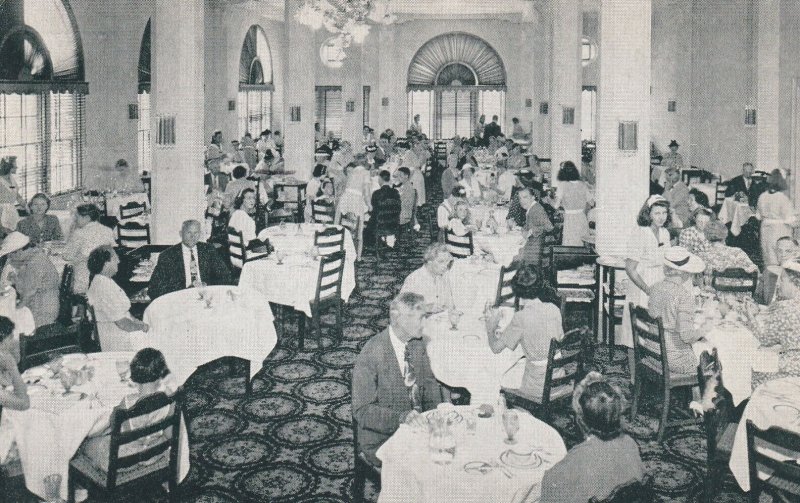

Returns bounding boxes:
[576,376,623,441]
[768,169,788,192]
[76,203,100,222]
[232,165,247,179]
[130,348,170,384]
[397,167,411,179]
[378,170,391,183]
[0,315,14,343]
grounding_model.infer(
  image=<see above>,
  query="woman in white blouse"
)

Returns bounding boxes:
[228,188,258,246]
[459,165,483,200]
[757,169,797,266]
[62,204,116,293]
[447,200,478,236]
[86,245,149,351]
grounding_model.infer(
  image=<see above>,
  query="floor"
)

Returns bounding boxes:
[5,187,764,503]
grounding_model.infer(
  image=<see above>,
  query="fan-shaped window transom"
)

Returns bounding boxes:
[408,32,505,89]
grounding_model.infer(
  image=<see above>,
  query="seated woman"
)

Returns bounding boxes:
[222,165,255,211]
[459,165,483,201]
[86,246,149,351]
[447,200,478,237]
[16,193,63,245]
[485,266,564,400]
[62,204,116,294]
[540,372,645,503]
[227,188,258,247]
[647,247,711,375]
[2,232,59,328]
[400,242,456,313]
[80,348,176,470]
[745,295,800,388]
[697,220,757,286]
[678,207,713,254]
[303,164,329,222]
[0,316,29,410]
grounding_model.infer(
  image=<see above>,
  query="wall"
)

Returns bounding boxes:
[779,0,800,188]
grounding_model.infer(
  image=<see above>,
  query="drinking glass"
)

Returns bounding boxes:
[60,370,76,395]
[502,409,520,444]
[204,291,214,309]
[276,250,286,265]
[448,309,463,331]
[115,359,129,382]
[48,355,64,376]
[428,416,456,465]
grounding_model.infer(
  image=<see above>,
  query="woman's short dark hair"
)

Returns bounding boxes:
[636,199,672,227]
[129,348,170,384]
[87,245,114,281]
[319,178,334,197]
[312,164,327,178]
[378,170,391,183]
[30,192,51,210]
[767,169,788,192]
[688,188,710,208]
[557,161,581,182]
[512,117,519,124]
[574,372,624,441]
[76,203,101,222]
[232,165,247,179]
[511,264,540,299]
[0,315,14,343]
[234,188,255,210]
[0,156,16,176]
[688,207,713,228]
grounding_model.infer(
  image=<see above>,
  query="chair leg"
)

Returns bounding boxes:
[630,371,642,422]
[313,309,322,347]
[67,471,76,503]
[168,476,178,502]
[336,300,343,338]
[658,386,671,442]
[352,465,366,503]
[297,311,305,350]
[244,359,252,394]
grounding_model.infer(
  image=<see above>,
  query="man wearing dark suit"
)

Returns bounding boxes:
[148,219,233,300]
[352,292,444,466]
[483,115,502,139]
[725,162,765,207]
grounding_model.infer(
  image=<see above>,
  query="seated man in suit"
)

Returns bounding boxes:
[725,162,765,207]
[148,220,233,300]
[352,292,444,466]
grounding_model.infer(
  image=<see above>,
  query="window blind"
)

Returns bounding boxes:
[315,87,342,138]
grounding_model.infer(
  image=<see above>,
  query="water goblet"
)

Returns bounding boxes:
[204,291,214,309]
[448,309,463,331]
[502,409,520,444]
[60,370,77,396]
[48,355,64,376]
[115,359,129,382]
[276,250,285,265]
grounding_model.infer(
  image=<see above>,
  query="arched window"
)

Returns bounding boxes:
[407,33,506,139]
[237,25,273,140]
[0,0,86,198]
[137,19,151,174]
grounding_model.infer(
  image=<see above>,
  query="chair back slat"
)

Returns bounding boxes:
[315,251,345,304]
[714,182,727,207]
[711,267,758,295]
[57,264,75,325]
[311,200,335,224]
[494,263,519,310]
[541,328,585,405]
[630,304,670,377]
[746,420,800,500]
[227,226,246,269]
[314,227,345,255]
[18,323,81,371]
[117,221,151,248]
[444,229,473,258]
[119,201,147,220]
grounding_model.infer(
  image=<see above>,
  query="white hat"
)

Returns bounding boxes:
[0,232,30,258]
[646,194,667,208]
[663,246,705,274]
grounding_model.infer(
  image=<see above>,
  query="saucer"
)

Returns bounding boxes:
[500,449,542,469]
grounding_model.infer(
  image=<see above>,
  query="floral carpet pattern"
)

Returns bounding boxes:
[6,202,760,503]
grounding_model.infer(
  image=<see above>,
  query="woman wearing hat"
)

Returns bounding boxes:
[622,196,673,372]
[647,247,709,375]
[697,220,757,289]
[0,232,59,328]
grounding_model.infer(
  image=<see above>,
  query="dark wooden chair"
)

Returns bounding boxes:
[299,250,345,349]
[713,182,728,211]
[67,392,182,503]
[18,323,81,371]
[351,417,380,503]
[588,476,655,503]
[117,221,151,248]
[682,168,704,185]
[314,226,345,255]
[711,267,758,296]
[494,263,520,310]
[502,325,588,423]
[549,245,598,331]
[696,348,738,503]
[226,227,269,272]
[311,199,335,224]
[746,420,800,503]
[444,229,473,258]
[57,264,77,326]
[339,214,362,261]
[372,198,400,259]
[629,304,699,442]
[118,201,147,220]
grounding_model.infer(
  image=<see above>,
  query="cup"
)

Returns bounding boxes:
[502,409,520,444]
[448,309,463,331]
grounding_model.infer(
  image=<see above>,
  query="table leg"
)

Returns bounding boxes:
[608,268,616,362]
[297,311,305,349]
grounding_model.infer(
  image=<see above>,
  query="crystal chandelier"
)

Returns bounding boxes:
[295,0,396,50]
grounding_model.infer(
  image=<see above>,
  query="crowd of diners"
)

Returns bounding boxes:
[0,120,798,502]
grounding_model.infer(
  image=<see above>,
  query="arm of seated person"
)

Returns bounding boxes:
[487,310,520,354]
[114,317,149,333]
[0,352,29,410]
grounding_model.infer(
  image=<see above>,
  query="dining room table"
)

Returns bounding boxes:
[0,351,190,500]
[141,285,277,385]
[375,405,567,503]
[472,228,525,268]
[238,223,357,317]
[718,197,755,236]
[469,204,509,229]
[728,376,800,491]
[103,191,149,219]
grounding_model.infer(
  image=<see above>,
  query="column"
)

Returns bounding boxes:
[595,0,652,257]
[549,0,583,180]
[150,0,206,244]
[377,24,404,133]
[341,44,365,147]
[756,0,780,172]
[283,0,317,180]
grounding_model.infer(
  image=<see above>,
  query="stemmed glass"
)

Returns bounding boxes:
[60,370,77,396]
[276,250,286,265]
[115,359,129,382]
[502,409,520,444]
[448,309,463,331]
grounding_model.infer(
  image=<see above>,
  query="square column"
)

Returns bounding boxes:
[595,0,652,256]
[150,0,206,244]
[756,0,780,172]
[549,0,583,179]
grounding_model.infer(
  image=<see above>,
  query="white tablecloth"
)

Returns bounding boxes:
[376,406,567,503]
[50,210,74,240]
[238,224,356,317]
[104,192,149,219]
[729,377,800,490]
[141,285,276,385]
[450,259,503,313]
[473,230,525,268]
[718,198,754,236]
[470,205,509,228]
[0,352,190,499]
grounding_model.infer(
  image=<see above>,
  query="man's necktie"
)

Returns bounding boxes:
[190,249,199,286]
[404,343,422,412]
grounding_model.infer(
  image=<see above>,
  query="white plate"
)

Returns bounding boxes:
[500,450,542,469]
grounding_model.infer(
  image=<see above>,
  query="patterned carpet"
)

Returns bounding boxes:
[6,200,759,503]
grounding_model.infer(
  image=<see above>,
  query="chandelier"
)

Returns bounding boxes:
[295,0,396,49]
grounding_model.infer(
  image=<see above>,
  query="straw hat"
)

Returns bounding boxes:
[663,246,705,274]
[0,232,30,258]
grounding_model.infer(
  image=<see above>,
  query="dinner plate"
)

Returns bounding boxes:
[500,450,542,469]
[424,409,463,425]
[463,334,481,342]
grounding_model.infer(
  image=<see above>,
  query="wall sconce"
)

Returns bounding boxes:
[290,106,301,122]
[562,107,575,125]
[228,100,236,111]
[525,99,533,108]
[381,97,389,107]
[745,108,757,125]
[667,100,677,112]
[618,121,638,151]
[539,102,549,115]
[156,116,177,145]
[346,100,355,113]
[128,104,139,120]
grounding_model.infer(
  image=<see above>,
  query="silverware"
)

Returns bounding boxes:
[490,460,513,478]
